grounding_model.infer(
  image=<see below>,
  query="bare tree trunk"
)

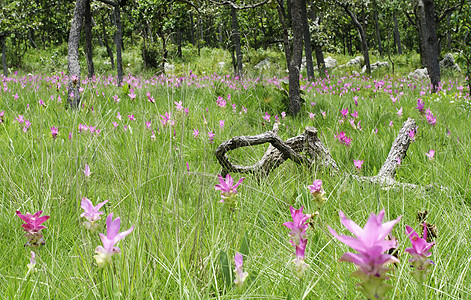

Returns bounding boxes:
[393,14,403,54]
[276,0,291,67]
[67,0,87,109]
[231,6,243,77]
[114,4,123,86]
[418,0,440,91]
[288,0,303,115]
[311,11,325,77]
[84,0,94,78]
[373,8,383,56]
[301,0,314,78]
[1,35,7,77]
[177,27,182,58]
[190,12,195,45]
[446,12,451,51]
[102,14,115,69]
[344,5,371,73]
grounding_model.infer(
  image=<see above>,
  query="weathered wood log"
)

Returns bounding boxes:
[215,118,448,193]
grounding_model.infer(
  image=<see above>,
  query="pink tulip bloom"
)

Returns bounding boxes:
[94,213,134,268]
[396,107,403,116]
[193,128,199,138]
[83,164,92,177]
[81,197,108,231]
[16,210,50,248]
[28,251,37,273]
[340,108,349,118]
[219,120,225,128]
[174,101,184,111]
[262,112,271,122]
[425,150,435,160]
[407,129,416,141]
[335,132,353,147]
[51,126,58,139]
[416,99,425,113]
[307,179,326,204]
[354,159,364,171]
[283,206,310,277]
[214,174,245,203]
[208,130,215,143]
[405,224,435,282]
[128,114,135,121]
[234,252,248,288]
[128,89,136,100]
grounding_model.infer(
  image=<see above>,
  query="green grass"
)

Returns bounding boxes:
[0,47,470,299]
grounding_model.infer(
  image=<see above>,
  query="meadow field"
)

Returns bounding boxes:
[1,49,471,299]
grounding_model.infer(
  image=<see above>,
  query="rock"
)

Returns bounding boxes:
[324,56,337,69]
[346,56,364,66]
[255,58,271,70]
[439,53,461,72]
[361,61,389,73]
[218,62,226,69]
[164,63,175,72]
[352,71,360,76]
[408,68,428,79]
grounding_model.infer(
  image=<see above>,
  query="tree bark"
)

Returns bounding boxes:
[231,6,243,77]
[344,5,371,73]
[102,13,115,69]
[114,4,123,86]
[276,0,291,66]
[301,0,314,78]
[373,9,383,56]
[67,0,87,109]
[288,0,303,115]
[393,14,403,54]
[177,27,182,58]
[1,35,7,77]
[84,0,95,78]
[190,12,195,46]
[418,0,440,91]
[311,12,326,77]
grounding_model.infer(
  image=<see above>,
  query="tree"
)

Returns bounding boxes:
[301,0,314,78]
[288,0,303,115]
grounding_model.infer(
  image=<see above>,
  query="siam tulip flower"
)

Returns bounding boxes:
[116,112,122,120]
[68,132,73,140]
[186,162,190,172]
[50,126,58,139]
[425,110,436,126]
[93,213,134,268]
[281,111,286,119]
[16,210,50,248]
[208,130,215,143]
[340,108,349,118]
[83,164,92,177]
[80,197,108,232]
[321,111,327,119]
[27,251,37,273]
[216,96,227,108]
[234,252,248,288]
[112,95,120,103]
[274,115,280,123]
[309,112,316,120]
[389,121,393,127]
[349,118,357,129]
[128,114,135,121]
[112,122,119,129]
[128,89,136,100]
[16,114,25,124]
[262,112,271,123]
[416,99,425,114]
[13,93,19,100]
[193,128,200,138]
[335,131,353,147]
[160,112,172,126]
[328,210,401,300]
[150,130,156,140]
[214,174,245,209]
[307,179,326,205]
[219,120,225,128]
[283,206,310,278]
[23,120,31,132]
[407,129,416,141]
[354,159,364,171]
[57,95,62,103]
[353,96,358,106]
[145,121,151,129]
[396,107,403,117]
[39,99,46,107]
[146,92,155,103]
[232,103,237,113]
[351,110,359,118]
[174,101,184,111]
[425,150,435,160]
[405,224,435,282]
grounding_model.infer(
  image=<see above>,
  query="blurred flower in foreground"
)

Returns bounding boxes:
[16,210,50,248]
[405,224,435,283]
[80,197,108,232]
[234,252,248,288]
[94,213,134,268]
[328,209,401,300]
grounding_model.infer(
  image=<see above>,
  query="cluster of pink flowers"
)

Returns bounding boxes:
[335,131,353,147]
[425,109,436,126]
[78,124,101,134]
[283,206,310,277]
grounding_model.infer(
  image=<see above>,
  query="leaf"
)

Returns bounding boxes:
[219,250,232,290]
[239,233,250,256]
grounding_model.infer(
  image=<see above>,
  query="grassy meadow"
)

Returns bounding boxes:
[1,47,471,299]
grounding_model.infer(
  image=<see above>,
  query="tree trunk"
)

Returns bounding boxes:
[276,0,291,66]
[446,12,451,51]
[344,5,370,73]
[67,0,87,109]
[102,14,115,69]
[347,26,353,55]
[311,12,325,77]
[301,0,314,78]
[114,4,123,86]
[177,27,182,58]
[288,0,303,116]
[84,0,94,78]
[418,0,440,91]
[218,23,223,48]
[373,9,383,56]
[1,35,7,77]
[190,12,195,46]
[393,14,403,54]
[231,6,243,78]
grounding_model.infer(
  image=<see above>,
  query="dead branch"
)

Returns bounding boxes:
[215,118,448,193]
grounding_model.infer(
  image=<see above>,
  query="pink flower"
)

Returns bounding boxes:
[51,126,58,139]
[174,101,184,111]
[416,99,425,114]
[116,112,122,120]
[160,112,172,126]
[219,120,225,128]
[396,107,403,116]
[328,210,401,277]
[262,112,271,122]
[146,92,155,103]
[321,111,327,119]
[16,114,25,124]
[23,120,31,132]
[340,108,349,118]
[353,96,358,106]
[307,179,326,204]
[214,174,245,203]
[351,111,359,118]
[208,130,215,143]
[93,213,134,268]
[405,224,435,282]
[309,112,316,120]
[407,129,416,141]
[354,159,364,171]
[112,95,120,103]
[283,206,311,246]
[193,128,199,138]
[128,114,135,121]
[234,252,248,288]
[425,150,435,160]
[39,99,46,106]
[216,96,226,108]
[281,111,286,119]
[128,89,136,100]
[81,197,108,231]
[16,210,50,248]
[426,110,436,126]
[83,164,92,177]
[335,132,353,147]
[28,251,37,273]
[145,121,151,129]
